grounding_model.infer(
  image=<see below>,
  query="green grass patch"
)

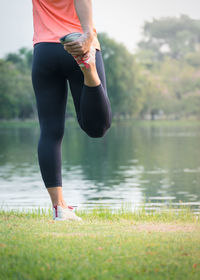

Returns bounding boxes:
[0,205,200,280]
[0,202,199,222]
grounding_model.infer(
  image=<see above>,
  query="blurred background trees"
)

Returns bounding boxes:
[0,15,200,120]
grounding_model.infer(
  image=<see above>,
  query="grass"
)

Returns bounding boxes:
[0,204,200,280]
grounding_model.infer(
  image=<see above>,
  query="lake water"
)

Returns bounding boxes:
[0,120,200,213]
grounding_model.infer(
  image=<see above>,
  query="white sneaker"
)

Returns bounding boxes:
[75,46,96,69]
[53,205,82,221]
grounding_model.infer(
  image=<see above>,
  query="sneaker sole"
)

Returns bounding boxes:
[59,32,82,44]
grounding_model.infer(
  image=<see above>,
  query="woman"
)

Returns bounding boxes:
[31,0,112,221]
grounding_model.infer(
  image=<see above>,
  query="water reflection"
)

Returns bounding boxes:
[0,121,200,213]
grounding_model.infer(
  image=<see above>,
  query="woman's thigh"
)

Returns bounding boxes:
[32,43,68,131]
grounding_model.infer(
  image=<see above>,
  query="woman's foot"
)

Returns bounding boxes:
[69,44,100,86]
[47,187,82,221]
[74,45,96,69]
[60,32,100,86]
[53,205,82,221]
[79,47,101,87]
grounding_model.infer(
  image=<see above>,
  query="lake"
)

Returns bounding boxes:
[0,120,200,213]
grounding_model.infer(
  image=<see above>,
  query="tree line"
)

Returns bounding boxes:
[0,14,200,120]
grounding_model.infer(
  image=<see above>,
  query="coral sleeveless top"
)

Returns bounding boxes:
[32,0,100,50]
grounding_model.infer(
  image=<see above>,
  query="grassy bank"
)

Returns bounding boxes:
[0,118,200,129]
[1,206,200,280]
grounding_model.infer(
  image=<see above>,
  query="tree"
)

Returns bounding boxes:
[138,15,200,60]
[98,33,141,117]
[0,59,35,119]
[6,47,33,73]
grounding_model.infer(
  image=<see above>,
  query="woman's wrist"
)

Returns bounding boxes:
[83,30,93,45]
[82,26,93,36]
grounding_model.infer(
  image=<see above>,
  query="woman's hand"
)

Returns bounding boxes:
[64,32,93,56]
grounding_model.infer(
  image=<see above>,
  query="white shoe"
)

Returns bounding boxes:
[75,46,96,69]
[53,205,82,221]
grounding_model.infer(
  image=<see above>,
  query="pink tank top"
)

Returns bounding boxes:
[32,0,100,49]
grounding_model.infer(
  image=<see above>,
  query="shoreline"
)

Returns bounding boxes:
[1,204,199,223]
[0,118,200,128]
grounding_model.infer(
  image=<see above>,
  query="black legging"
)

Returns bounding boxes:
[31,42,112,188]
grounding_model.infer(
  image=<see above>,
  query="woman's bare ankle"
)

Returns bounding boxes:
[81,65,101,87]
[47,186,68,208]
[53,200,68,208]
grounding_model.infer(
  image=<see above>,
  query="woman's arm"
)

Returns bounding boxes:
[64,0,94,56]
[74,0,93,35]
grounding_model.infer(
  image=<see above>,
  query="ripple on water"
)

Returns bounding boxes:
[183,167,200,173]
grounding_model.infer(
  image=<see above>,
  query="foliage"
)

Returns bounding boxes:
[138,14,200,60]
[0,59,35,119]
[98,33,140,116]
[0,16,200,120]
[6,47,33,73]
[136,15,200,119]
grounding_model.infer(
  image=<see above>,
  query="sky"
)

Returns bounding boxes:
[0,0,199,58]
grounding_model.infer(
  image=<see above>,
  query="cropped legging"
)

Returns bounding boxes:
[31,42,112,188]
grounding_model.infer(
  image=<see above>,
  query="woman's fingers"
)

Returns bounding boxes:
[64,41,80,47]
[64,40,83,51]
[64,49,85,56]
[63,32,93,56]
[64,45,85,55]
[64,45,83,51]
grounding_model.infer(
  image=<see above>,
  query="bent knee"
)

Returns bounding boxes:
[84,122,111,138]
